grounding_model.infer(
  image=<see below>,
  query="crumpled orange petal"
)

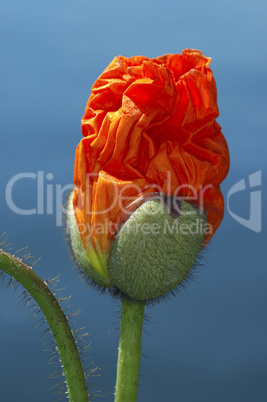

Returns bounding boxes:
[73,49,230,255]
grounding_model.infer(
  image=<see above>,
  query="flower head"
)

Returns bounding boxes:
[67,49,230,299]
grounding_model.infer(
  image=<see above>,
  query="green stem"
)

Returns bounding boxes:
[115,296,145,402]
[0,249,89,402]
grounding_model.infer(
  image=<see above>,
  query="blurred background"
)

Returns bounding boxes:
[1,0,266,401]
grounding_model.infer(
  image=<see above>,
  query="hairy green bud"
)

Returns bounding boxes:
[108,198,207,301]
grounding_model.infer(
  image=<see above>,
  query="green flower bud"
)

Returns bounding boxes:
[67,192,208,301]
[108,198,207,301]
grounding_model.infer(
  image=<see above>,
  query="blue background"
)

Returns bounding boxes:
[1,0,266,401]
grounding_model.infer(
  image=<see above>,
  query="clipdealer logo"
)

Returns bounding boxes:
[4,170,263,232]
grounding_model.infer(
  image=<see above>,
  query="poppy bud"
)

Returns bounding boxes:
[67,49,230,301]
[109,197,207,301]
[67,194,207,300]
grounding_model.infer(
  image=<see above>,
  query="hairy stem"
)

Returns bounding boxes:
[0,249,89,401]
[115,297,145,402]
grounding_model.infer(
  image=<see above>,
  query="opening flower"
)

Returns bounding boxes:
[67,49,230,299]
